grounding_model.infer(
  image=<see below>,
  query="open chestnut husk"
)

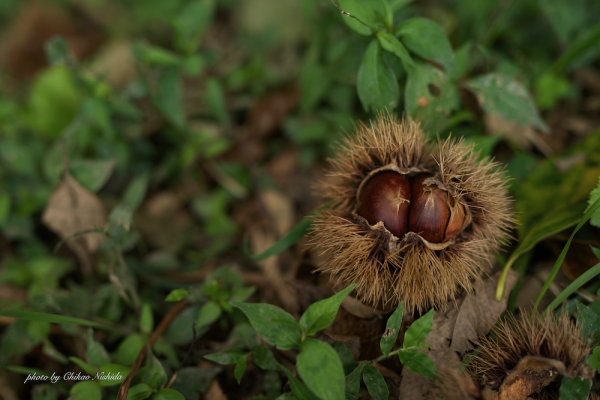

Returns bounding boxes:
[311,115,514,313]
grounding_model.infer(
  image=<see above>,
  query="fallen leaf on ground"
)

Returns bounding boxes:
[398,270,520,400]
[42,173,106,273]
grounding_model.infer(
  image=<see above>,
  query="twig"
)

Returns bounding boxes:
[117,299,189,399]
[166,320,198,388]
[329,0,351,16]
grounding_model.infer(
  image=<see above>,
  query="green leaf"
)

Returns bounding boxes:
[204,79,229,128]
[123,174,149,211]
[173,0,215,54]
[377,32,414,72]
[297,338,345,400]
[0,192,10,226]
[405,61,460,132]
[559,376,591,400]
[132,42,182,66]
[362,364,388,400]
[0,310,113,331]
[69,357,96,376]
[70,160,116,193]
[97,363,130,387]
[115,334,146,367]
[547,263,600,312]
[246,217,312,261]
[234,356,247,384]
[253,345,280,371]
[398,349,438,380]
[345,362,366,398]
[464,73,548,132]
[140,303,154,335]
[154,388,186,400]
[138,354,167,389]
[396,18,456,77]
[357,40,399,112]
[231,302,302,350]
[403,309,433,349]
[536,197,600,310]
[300,62,330,113]
[380,302,404,355]
[576,302,600,343]
[587,346,600,373]
[85,337,110,368]
[154,67,185,129]
[126,383,154,400]
[282,368,321,400]
[45,37,70,65]
[299,284,356,337]
[587,177,600,227]
[70,381,101,400]
[592,246,600,261]
[165,289,188,302]
[333,342,356,376]
[336,0,387,32]
[196,301,222,329]
[204,350,245,365]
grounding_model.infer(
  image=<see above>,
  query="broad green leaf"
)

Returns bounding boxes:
[282,368,320,400]
[587,177,600,227]
[204,350,245,365]
[132,43,182,66]
[336,0,387,32]
[204,79,229,128]
[68,357,96,376]
[377,32,414,72]
[464,73,548,132]
[253,345,280,371]
[297,338,345,400]
[539,0,588,43]
[535,71,571,110]
[299,284,356,337]
[357,40,399,112]
[154,388,186,400]
[154,67,185,129]
[123,174,149,211]
[576,303,600,343]
[97,363,130,387]
[380,302,404,355]
[234,355,247,384]
[587,346,600,373]
[559,376,591,400]
[405,61,459,132]
[396,18,456,77]
[70,160,116,193]
[231,302,301,350]
[115,333,147,366]
[398,349,438,380]
[126,383,154,400]
[362,364,388,400]
[333,342,356,376]
[174,0,215,53]
[0,310,112,331]
[403,309,433,349]
[70,380,101,400]
[196,301,222,329]
[345,362,366,398]
[86,338,110,368]
[246,217,312,261]
[138,354,167,389]
[165,289,188,302]
[140,303,154,334]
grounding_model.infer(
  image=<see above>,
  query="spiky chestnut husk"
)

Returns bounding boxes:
[311,115,514,313]
[467,311,595,399]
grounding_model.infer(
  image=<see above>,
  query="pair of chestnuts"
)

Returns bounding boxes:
[357,171,466,244]
[311,115,514,312]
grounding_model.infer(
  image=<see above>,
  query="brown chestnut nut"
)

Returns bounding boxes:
[408,175,450,243]
[357,171,410,237]
[444,199,466,242]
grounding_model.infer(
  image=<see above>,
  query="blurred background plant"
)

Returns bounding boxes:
[0,0,600,399]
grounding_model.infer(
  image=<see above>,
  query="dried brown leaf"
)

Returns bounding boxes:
[398,270,519,400]
[42,173,106,272]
